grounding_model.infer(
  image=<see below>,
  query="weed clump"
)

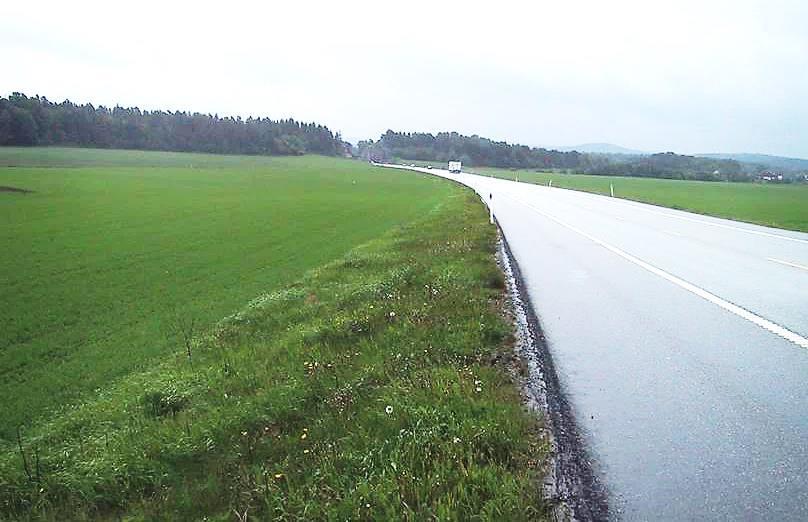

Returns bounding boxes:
[486,269,507,289]
[142,386,189,418]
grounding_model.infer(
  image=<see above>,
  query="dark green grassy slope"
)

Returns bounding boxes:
[1,185,547,520]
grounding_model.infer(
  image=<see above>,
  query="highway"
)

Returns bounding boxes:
[387,165,808,520]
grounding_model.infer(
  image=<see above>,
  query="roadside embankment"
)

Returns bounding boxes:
[1,187,549,520]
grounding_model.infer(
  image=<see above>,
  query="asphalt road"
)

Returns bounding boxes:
[387,165,808,520]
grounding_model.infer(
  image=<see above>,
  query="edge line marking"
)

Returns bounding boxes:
[499,192,808,350]
[767,257,808,273]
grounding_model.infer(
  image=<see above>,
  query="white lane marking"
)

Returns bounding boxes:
[500,192,808,350]
[767,257,808,273]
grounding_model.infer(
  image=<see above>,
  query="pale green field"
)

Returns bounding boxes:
[1,149,452,434]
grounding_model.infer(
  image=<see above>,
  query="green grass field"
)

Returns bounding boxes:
[1,149,452,436]
[471,167,808,232]
[0,148,546,519]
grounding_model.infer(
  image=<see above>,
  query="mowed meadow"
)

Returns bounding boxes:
[470,167,808,232]
[0,148,545,519]
[0,149,452,435]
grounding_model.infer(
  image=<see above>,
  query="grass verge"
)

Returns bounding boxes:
[470,167,808,232]
[0,188,547,520]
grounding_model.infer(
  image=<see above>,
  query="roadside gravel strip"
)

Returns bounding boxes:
[498,230,610,521]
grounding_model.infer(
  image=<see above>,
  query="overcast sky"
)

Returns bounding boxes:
[3,0,807,157]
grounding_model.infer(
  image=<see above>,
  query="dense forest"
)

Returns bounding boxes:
[358,131,753,181]
[0,93,345,156]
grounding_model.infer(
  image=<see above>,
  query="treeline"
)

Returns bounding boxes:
[0,93,345,156]
[589,152,750,181]
[359,130,749,181]
[358,130,586,169]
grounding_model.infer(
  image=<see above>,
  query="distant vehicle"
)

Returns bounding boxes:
[426,166,432,169]
[409,163,415,167]
[448,161,462,173]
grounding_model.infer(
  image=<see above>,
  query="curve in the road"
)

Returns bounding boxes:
[381,163,808,520]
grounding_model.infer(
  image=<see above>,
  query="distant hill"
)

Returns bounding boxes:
[555,143,647,155]
[697,153,808,172]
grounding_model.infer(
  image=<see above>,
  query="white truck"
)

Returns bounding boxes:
[448,161,462,173]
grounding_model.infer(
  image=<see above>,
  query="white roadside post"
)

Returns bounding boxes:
[549,179,553,188]
[610,183,615,197]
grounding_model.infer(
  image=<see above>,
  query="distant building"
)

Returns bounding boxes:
[758,171,783,182]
